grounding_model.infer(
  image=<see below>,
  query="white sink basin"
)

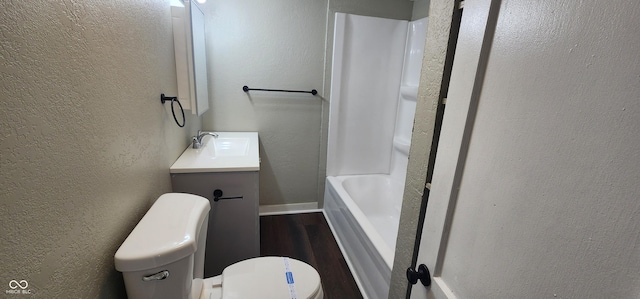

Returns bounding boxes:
[170,132,259,173]
[212,137,250,157]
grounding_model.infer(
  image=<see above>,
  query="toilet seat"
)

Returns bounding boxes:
[201,257,323,299]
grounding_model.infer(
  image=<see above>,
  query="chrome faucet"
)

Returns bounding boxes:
[192,130,218,149]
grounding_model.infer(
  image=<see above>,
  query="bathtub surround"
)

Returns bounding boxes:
[0,1,201,297]
[324,13,428,299]
[318,1,416,206]
[326,14,409,177]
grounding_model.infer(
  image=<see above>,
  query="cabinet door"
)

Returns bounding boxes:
[171,171,259,277]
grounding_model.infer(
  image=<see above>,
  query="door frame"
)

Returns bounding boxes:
[389,0,504,297]
[389,0,462,297]
[411,0,502,297]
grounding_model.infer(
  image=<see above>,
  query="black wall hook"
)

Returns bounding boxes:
[160,94,177,104]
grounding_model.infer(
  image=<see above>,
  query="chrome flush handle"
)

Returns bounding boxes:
[142,270,170,281]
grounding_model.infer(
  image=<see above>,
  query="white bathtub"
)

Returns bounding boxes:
[324,12,428,299]
[323,174,403,299]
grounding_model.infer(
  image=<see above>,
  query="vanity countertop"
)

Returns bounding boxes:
[170,132,259,173]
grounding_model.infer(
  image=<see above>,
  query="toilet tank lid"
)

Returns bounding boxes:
[114,193,210,272]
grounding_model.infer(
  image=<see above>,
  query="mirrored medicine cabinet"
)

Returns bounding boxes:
[171,0,209,116]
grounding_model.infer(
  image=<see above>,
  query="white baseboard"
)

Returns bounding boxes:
[259,202,321,216]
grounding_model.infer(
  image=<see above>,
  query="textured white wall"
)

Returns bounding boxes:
[437,0,640,297]
[202,0,414,206]
[0,0,200,297]
[201,0,327,206]
[412,0,430,21]
[394,0,640,298]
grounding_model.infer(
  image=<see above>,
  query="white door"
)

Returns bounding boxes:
[411,0,640,298]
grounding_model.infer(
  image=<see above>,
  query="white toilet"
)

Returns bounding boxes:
[114,193,324,299]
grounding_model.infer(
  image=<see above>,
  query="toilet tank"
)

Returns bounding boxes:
[114,193,210,299]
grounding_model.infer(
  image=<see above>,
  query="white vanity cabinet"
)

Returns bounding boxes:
[171,171,259,277]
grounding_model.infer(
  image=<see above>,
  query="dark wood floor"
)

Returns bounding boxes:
[260,212,363,299]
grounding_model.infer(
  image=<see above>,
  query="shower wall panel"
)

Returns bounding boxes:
[327,13,408,177]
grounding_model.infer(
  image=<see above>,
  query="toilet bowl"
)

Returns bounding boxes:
[114,193,323,299]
